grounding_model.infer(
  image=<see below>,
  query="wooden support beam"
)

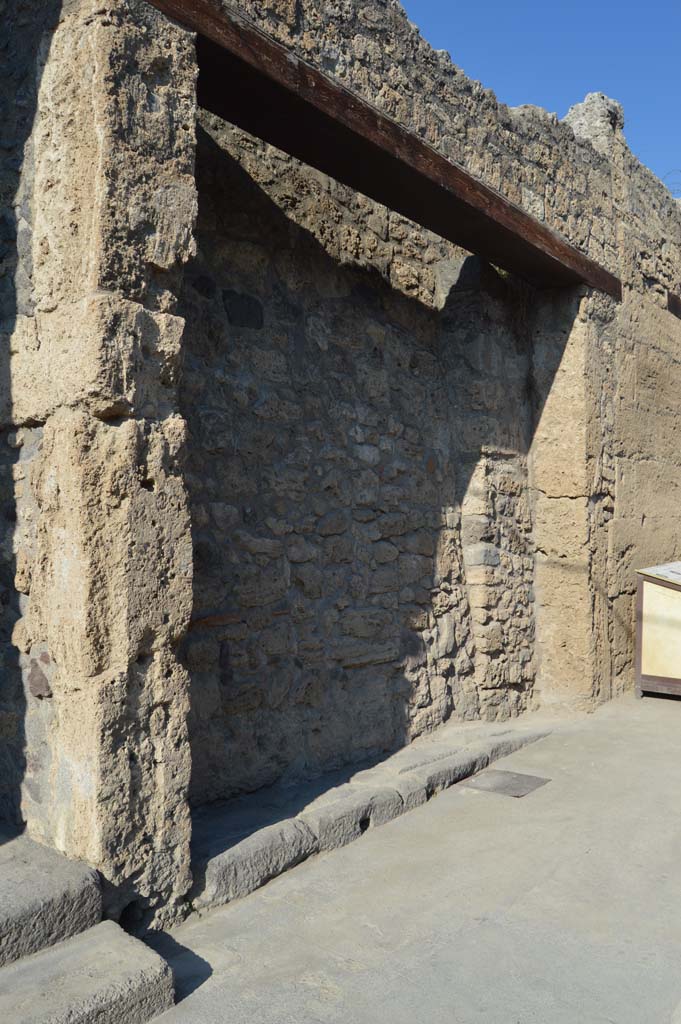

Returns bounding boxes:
[144,0,622,300]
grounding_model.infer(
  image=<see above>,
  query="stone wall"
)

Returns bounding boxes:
[1,0,198,927]
[181,119,539,803]
[232,0,680,295]
[2,0,681,926]
[0,0,61,828]
[220,0,681,711]
[177,0,681,798]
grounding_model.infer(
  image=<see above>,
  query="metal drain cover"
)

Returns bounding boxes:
[461,769,550,798]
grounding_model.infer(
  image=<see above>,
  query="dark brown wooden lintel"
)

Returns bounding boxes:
[144,0,622,300]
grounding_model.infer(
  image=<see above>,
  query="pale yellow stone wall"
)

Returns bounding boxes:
[1,0,198,926]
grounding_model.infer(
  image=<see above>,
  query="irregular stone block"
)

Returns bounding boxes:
[483,731,551,764]
[27,652,53,700]
[317,510,350,536]
[234,531,283,558]
[368,565,399,594]
[390,773,429,810]
[400,531,436,557]
[287,537,319,563]
[373,540,399,564]
[4,297,186,427]
[464,543,501,567]
[0,921,173,1024]
[323,534,355,564]
[0,832,101,968]
[398,553,433,585]
[354,443,381,465]
[375,512,410,537]
[331,638,399,668]
[292,563,324,598]
[237,560,290,607]
[340,608,394,639]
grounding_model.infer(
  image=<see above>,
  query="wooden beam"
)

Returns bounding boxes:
[144,0,622,299]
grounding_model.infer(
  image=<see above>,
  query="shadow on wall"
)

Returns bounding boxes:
[0,0,63,834]
[0,21,587,850]
[178,124,584,809]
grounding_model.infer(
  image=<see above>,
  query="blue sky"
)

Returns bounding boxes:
[400,1,681,194]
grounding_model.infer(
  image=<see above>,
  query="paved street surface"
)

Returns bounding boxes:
[157,696,681,1023]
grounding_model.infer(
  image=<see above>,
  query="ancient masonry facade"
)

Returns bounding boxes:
[1,0,681,924]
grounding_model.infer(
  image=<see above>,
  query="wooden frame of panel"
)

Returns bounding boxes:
[635,573,681,698]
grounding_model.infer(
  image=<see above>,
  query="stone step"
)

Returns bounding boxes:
[0,829,101,967]
[190,718,551,916]
[0,920,174,1024]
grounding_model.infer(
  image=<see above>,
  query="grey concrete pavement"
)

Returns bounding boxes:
[156,696,681,1023]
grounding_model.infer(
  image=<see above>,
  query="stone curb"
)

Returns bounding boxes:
[298,784,404,852]
[201,818,318,907]
[193,725,550,914]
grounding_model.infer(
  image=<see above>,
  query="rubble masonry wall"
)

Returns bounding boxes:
[1,0,681,921]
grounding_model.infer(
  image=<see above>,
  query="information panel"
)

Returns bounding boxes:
[637,564,681,696]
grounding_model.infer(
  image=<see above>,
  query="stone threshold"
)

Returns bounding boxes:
[0,921,173,1024]
[0,828,175,1024]
[0,826,102,968]
[188,716,553,916]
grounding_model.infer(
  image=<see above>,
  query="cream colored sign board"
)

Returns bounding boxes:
[641,579,681,679]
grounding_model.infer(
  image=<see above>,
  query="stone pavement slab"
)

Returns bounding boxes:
[154,696,681,1023]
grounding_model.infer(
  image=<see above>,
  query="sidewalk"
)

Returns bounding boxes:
[156,696,681,1023]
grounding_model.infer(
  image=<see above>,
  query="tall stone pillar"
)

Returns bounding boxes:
[3,0,198,926]
[529,291,616,710]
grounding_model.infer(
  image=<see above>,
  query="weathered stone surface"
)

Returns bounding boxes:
[3,298,186,427]
[198,819,318,908]
[187,715,551,914]
[398,729,550,799]
[388,773,430,811]
[15,409,194,924]
[182,116,540,805]
[298,785,404,852]
[0,921,174,1024]
[0,0,198,927]
[2,0,681,937]
[564,92,625,156]
[0,830,101,968]
[398,752,488,799]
